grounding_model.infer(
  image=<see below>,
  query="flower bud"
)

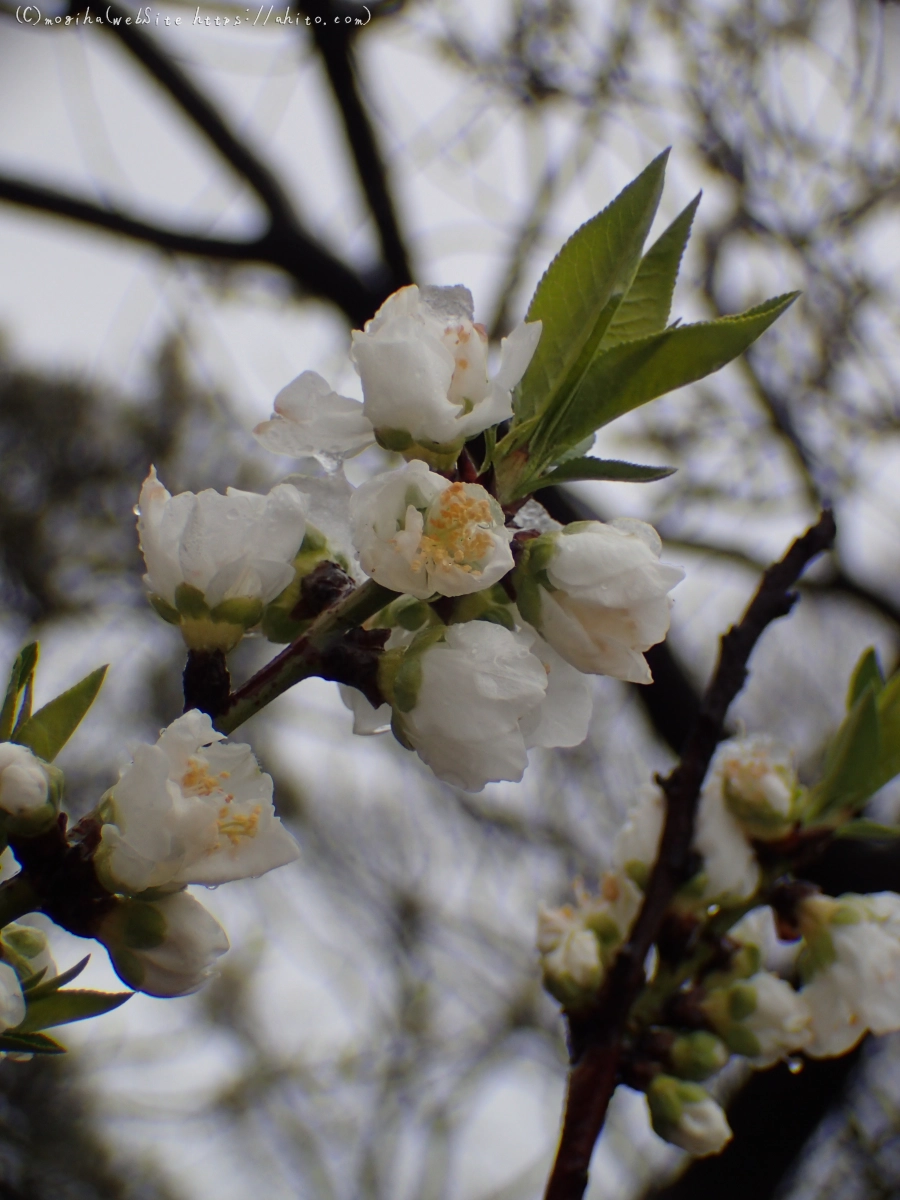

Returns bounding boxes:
[513,519,684,683]
[349,284,541,462]
[647,1075,733,1156]
[718,736,801,841]
[96,891,229,997]
[1,921,55,985]
[702,971,811,1066]
[138,468,309,652]
[0,742,60,837]
[537,874,643,1009]
[0,962,25,1031]
[350,459,513,599]
[612,785,665,890]
[668,1031,730,1081]
[253,370,375,467]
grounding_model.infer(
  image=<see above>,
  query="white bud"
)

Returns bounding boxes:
[516,520,683,684]
[647,1076,733,1157]
[0,962,25,1031]
[703,972,811,1067]
[350,284,541,449]
[95,710,299,895]
[97,891,229,998]
[0,742,51,817]
[350,459,513,599]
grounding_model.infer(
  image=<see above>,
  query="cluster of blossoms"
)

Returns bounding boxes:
[537,732,900,1157]
[138,283,684,793]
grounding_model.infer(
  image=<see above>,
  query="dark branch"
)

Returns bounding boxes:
[298,0,414,290]
[0,174,384,326]
[543,509,837,1200]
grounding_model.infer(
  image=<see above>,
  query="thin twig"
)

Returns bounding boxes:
[544,509,837,1200]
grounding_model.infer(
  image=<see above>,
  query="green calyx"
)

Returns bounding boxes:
[443,585,516,631]
[374,428,464,472]
[647,1075,710,1136]
[162,584,265,652]
[669,1031,730,1081]
[260,526,349,644]
[511,533,559,629]
[380,626,447,714]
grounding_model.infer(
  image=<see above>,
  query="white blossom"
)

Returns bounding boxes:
[516,519,684,684]
[647,1076,733,1157]
[1,922,56,985]
[538,874,643,1006]
[799,892,900,1057]
[0,742,52,817]
[729,906,803,978]
[350,284,541,448]
[712,735,799,840]
[95,710,299,895]
[612,785,665,887]
[350,459,513,599]
[0,963,25,1031]
[703,972,811,1067]
[97,891,229,998]
[138,467,308,648]
[253,370,375,466]
[391,621,589,791]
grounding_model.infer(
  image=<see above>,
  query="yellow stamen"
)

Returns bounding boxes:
[407,483,496,576]
[217,804,261,847]
[181,757,230,797]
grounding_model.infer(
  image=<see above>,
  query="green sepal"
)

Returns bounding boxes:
[669,1031,729,1081]
[444,585,516,630]
[148,594,181,626]
[797,928,836,984]
[514,151,670,428]
[375,428,463,472]
[173,583,209,619]
[804,683,880,824]
[390,626,447,714]
[0,643,38,742]
[0,1030,66,1055]
[722,1024,762,1059]
[208,596,264,629]
[727,983,757,1021]
[599,193,701,352]
[835,818,900,840]
[14,988,132,1033]
[14,665,108,762]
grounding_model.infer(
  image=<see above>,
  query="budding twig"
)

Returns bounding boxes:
[543,509,837,1200]
[215,579,397,735]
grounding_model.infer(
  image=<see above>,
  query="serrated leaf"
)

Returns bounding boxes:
[806,685,880,822]
[847,647,884,710]
[528,292,799,468]
[23,955,90,1000]
[835,819,900,840]
[526,457,676,497]
[599,193,701,352]
[0,1030,66,1055]
[16,987,131,1033]
[514,151,669,427]
[14,665,107,762]
[0,643,38,742]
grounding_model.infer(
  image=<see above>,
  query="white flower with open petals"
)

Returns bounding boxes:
[138,467,308,650]
[350,284,541,450]
[799,892,900,1057]
[388,621,589,791]
[95,710,299,895]
[97,891,229,997]
[515,519,684,684]
[253,370,375,467]
[350,459,513,599]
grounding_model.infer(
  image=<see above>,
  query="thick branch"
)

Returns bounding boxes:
[543,509,837,1200]
[298,0,413,289]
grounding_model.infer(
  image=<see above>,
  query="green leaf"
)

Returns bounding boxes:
[806,684,880,822]
[527,457,676,497]
[514,151,670,427]
[23,955,90,1000]
[16,988,132,1033]
[0,1030,66,1055]
[527,292,799,468]
[873,670,900,793]
[835,819,900,840]
[847,647,884,710]
[0,643,38,742]
[599,193,701,352]
[14,665,108,762]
